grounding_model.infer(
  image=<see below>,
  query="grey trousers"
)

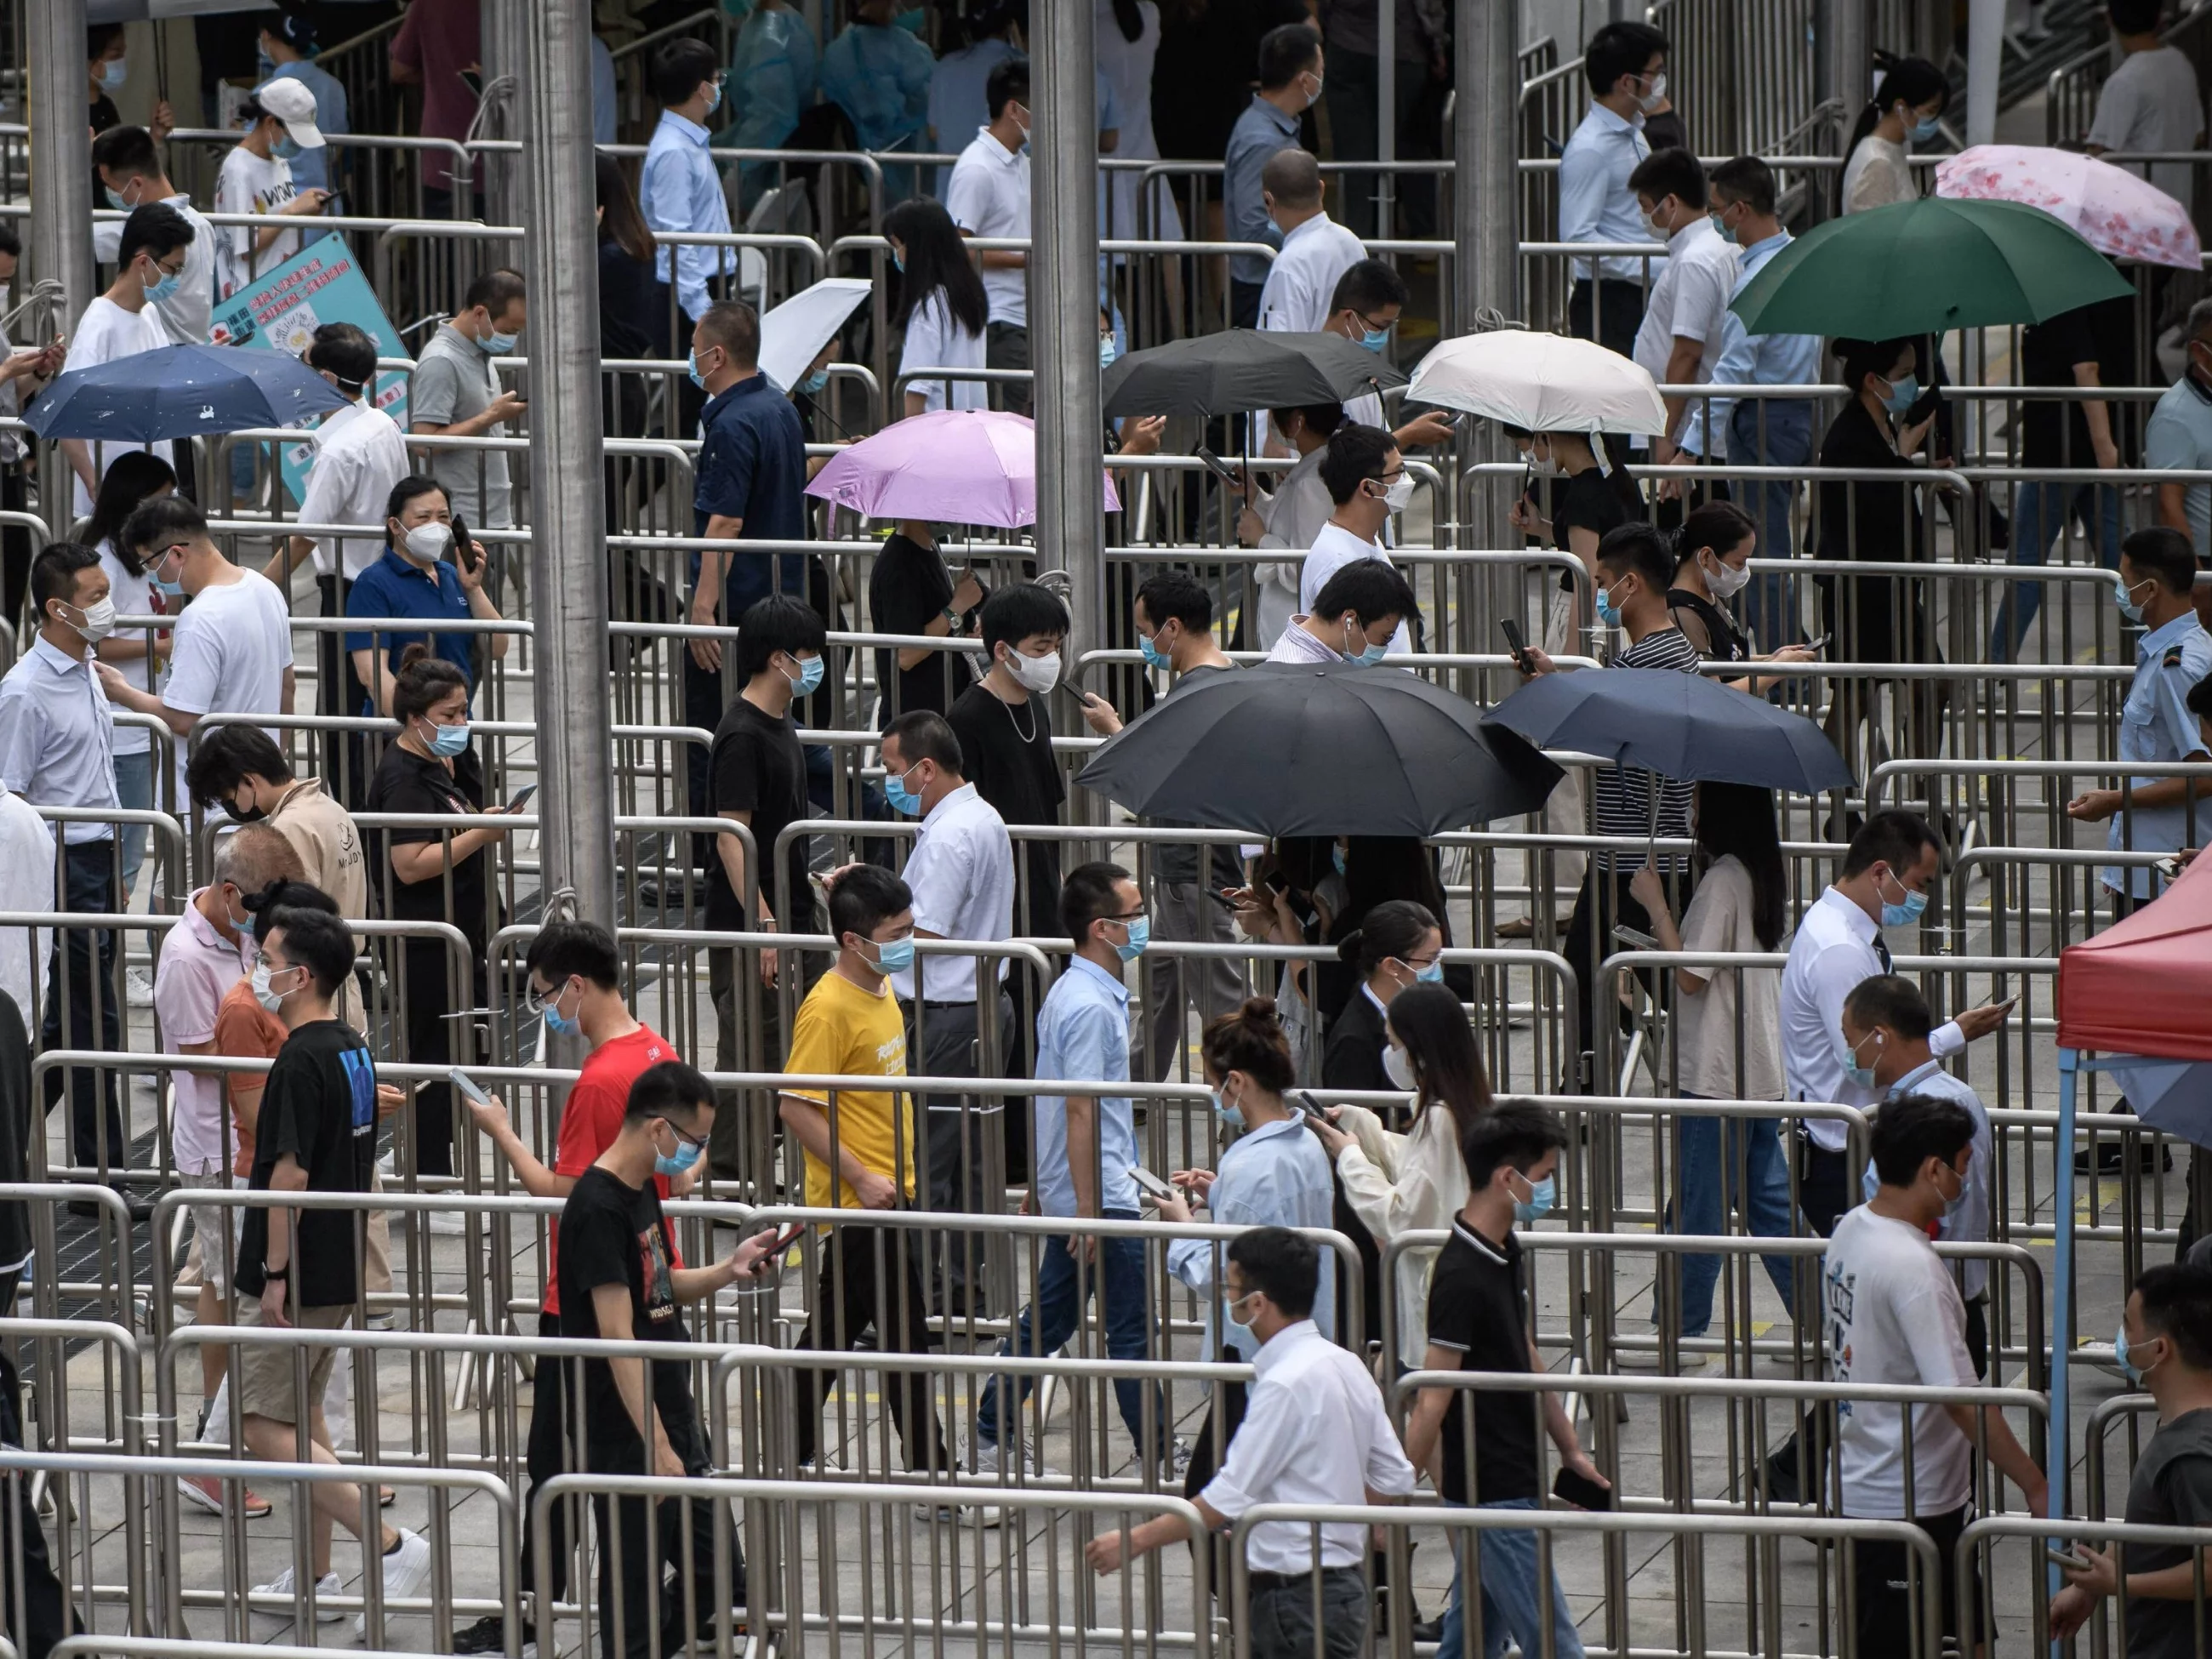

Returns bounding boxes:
[1132,879,1248,1080]
[1248,1565,1368,1659]
[915,992,1013,1307]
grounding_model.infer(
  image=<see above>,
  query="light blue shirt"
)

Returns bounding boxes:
[591,34,617,147]
[2106,608,2212,898]
[2145,373,2212,560]
[1224,95,1299,286]
[1032,955,1138,1219]
[1679,229,1821,460]
[265,60,347,206]
[1861,1059,1993,1299]
[1558,100,1656,283]
[641,109,733,324]
[1166,1114,1337,1357]
[0,636,119,844]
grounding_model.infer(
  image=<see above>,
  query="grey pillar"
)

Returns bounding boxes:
[1816,0,1871,158]
[477,0,527,242]
[29,0,94,332]
[1457,0,1520,562]
[1029,0,1103,648]
[519,0,618,926]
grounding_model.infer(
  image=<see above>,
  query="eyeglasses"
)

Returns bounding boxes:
[522,978,571,1017]
[658,1118,709,1152]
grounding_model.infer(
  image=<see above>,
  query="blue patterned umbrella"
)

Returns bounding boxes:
[24,343,349,441]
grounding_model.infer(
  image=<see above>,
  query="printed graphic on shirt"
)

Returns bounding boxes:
[639,1223,676,1324]
[1824,1258,1856,1416]
[341,1046,377,1133]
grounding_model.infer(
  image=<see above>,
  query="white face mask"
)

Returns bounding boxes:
[1702,552,1750,600]
[402,522,453,565]
[1382,1042,1416,1092]
[1003,648,1061,695]
[1382,474,1414,512]
[60,597,117,642]
[1526,444,1560,476]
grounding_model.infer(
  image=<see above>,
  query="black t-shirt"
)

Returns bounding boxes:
[556,1165,698,1467]
[363,741,490,945]
[949,681,1064,936]
[2021,294,2139,468]
[2120,1405,2212,1659]
[704,694,810,932]
[1538,465,1634,589]
[1427,1217,1542,1504]
[868,533,975,720]
[236,1020,379,1308]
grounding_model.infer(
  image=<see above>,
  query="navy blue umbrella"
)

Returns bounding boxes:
[1483,668,1852,795]
[23,344,351,442]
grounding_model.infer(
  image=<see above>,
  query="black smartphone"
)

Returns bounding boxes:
[1802,632,1831,652]
[1500,617,1531,671]
[1553,1465,1615,1510]
[1205,887,1243,911]
[1194,445,1240,486]
[1127,1166,1176,1201]
[506,784,538,813]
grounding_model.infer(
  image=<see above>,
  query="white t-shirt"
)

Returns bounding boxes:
[2087,45,2204,209]
[94,539,160,758]
[162,571,294,738]
[1632,217,1736,441]
[61,296,174,517]
[1299,520,1412,655]
[298,401,411,579]
[89,195,217,347]
[1673,854,1787,1100]
[1840,134,1917,215]
[898,291,989,413]
[944,128,1030,328]
[213,145,301,299]
[1824,1205,1979,1519]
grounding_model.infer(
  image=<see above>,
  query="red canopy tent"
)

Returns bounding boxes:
[2056,845,2212,1060]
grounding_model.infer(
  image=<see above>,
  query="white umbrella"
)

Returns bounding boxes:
[1405,330,1669,436]
[757,278,873,392]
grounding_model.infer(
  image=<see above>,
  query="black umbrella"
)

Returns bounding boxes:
[1075,659,1562,838]
[1482,669,1851,794]
[1100,330,1409,419]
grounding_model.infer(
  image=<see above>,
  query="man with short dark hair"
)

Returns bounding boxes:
[89,125,214,348]
[410,267,527,536]
[1266,559,1419,665]
[1628,146,1733,468]
[1301,423,1413,655]
[1225,23,1325,328]
[1319,262,1457,452]
[1085,1225,1416,1659]
[641,37,738,331]
[1405,1103,1602,1659]
[1559,20,1670,358]
[2050,1260,2212,1659]
[60,202,195,514]
[972,862,1169,1475]
[271,323,410,588]
[946,57,1035,416]
[559,1060,772,1659]
[1825,1094,2046,1656]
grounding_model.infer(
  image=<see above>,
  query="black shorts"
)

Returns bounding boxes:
[1850,1502,1984,1655]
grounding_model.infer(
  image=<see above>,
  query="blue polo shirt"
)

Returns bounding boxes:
[345,546,474,710]
[693,372,809,618]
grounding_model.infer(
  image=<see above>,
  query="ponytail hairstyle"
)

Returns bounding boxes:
[1673,499,1757,577]
[1335,898,1440,978]
[1382,981,1492,1146]
[390,642,470,727]
[1837,54,1948,214]
[1200,995,1297,1095]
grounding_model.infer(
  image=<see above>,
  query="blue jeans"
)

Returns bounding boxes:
[1992,480,2124,659]
[1727,400,1814,653]
[111,750,151,899]
[972,1210,1162,1457]
[1656,1109,1797,1337]
[1436,1498,1585,1659]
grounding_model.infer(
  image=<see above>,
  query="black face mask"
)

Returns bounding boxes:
[228,795,267,824]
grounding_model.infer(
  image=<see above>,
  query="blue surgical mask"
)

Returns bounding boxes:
[1513,1172,1556,1225]
[1210,1089,1244,1130]
[883,764,922,816]
[784,653,825,696]
[483,329,518,355]
[273,134,300,162]
[99,57,127,94]
[257,48,276,81]
[1709,210,1736,245]
[1139,630,1172,670]
[544,995,583,1038]
[1360,327,1390,353]
[1881,373,1918,418]
[420,717,470,758]
[1351,640,1390,666]
[2116,1325,2162,1385]
[654,1132,704,1178]
[1595,585,1622,629]
[1113,915,1150,962]
[1877,869,1927,930]
[1415,959,1445,984]
[801,368,829,395]
[152,568,185,597]
[145,269,181,305]
[1331,844,1348,876]
[103,185,129,211]
[687,349,707,389]
[869,935,916,976]
[1909,115,1941,144]
[1098,335,1117,368]
[704,79,724,116]
[892,249,905,273]
[1841,1030,1881,1092]
[2116,576,2150,624]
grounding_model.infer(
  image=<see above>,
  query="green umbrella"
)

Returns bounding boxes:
[1729,196,2134,337]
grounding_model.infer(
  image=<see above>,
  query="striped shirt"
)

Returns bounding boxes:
[1593,626,1700,870]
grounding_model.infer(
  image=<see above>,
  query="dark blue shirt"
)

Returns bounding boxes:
[693,372,809,617]
[345,546,474,710]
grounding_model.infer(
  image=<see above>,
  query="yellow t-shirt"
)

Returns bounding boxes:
[784,968,915,1209]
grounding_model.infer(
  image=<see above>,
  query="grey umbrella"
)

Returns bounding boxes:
[1100,330,1408,419]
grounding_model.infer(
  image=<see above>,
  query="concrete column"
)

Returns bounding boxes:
[518,0,617,926]
[1457,0,1521,562]
[30,0,94,332]
[1029,0,1103,648]
[1965,0,2004,145]
[1816,0,1872,152]
[476,0,527,242]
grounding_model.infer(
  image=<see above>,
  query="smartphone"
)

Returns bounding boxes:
[1612,924,1660,950]
[2044,1546,2088,1570]
[2158,856,2185,881]
[759,1220,807,1257]
[1290,1091,1325,1123]
[448,1068,493,1109]
[506,784,539,813]
[1802,633,1832,652]
[1127,1166,1177,1201]
[1194,445,1241,486]
[1206,887,1244,911]
[1500,617,1531,671]
[1553,1465,1615,1511]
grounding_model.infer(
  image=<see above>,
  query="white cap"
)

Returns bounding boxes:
[252,77,326,149]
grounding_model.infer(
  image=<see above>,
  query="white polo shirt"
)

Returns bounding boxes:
[1257,211,1366,336]
[298,397,411,580]
[1298,520,1412,655]
[1631,215,1736,442]
[944,127,1030,329]
[892,781,1014,1005]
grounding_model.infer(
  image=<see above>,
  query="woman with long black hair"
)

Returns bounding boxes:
[1837,55,1948,216]
[1627,781,1797,1356]
[887,197,990,417]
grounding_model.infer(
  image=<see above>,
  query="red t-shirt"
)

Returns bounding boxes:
[544,1024,684,1315]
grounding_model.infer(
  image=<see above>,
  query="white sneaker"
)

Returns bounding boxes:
[425,1210,467,1237]
[1160,1437,1192,1484]
[252,1565,347,1624]
[356,1528,431,1639]
[125,967,155,1008]
[970,1438,1062,1481]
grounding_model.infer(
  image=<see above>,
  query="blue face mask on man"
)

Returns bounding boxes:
[2115,574,2152,624]
[273,134,301,162]
[1360,326,1390,353]
[539,978,584,1037]
[1875,866,1927,929]
[654,1122,705,1178]
[2116,1325,2163,1386]
[784,653,825,697]
[884,761,924,816]
[1841,1028,1882,1092]
[801,368,829,395]
[866,934,916,976]
[1512,1169,1556,1225]
[1111,915,1150,962]
[1595,582,1623,630]
[1140,624,1173,670]
[1709,208,1736,245]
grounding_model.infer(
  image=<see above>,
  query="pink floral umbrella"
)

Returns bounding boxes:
[805,408,1120,528]
[1934,144,2201,270]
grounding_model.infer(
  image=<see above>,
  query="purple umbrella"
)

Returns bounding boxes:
[804,408,1120,527]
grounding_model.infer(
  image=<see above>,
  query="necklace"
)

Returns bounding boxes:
[999,688,1037,745]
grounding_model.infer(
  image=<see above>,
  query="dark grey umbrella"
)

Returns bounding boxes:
[1100,330,1409,419]
[1075,659,1562,838]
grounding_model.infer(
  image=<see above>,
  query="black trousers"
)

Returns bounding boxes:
[0,1280,79,1659]
[316,573,371,804]
[1183,1374,1250,1600]
[0,466,30,626]
[1569,278,1645,361]
[518,1310,572,1614]
[1849,1502,1981,1656]
[588,1408,744,1659]
[39,842,124,1175]
[1562,864,1679,1091]
[1230,277,1265,331]
[397,936,488,1180]
[790,1223,949,1474]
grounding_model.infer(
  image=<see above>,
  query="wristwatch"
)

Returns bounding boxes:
[941,604,962,629]
[262,1263,289,1280]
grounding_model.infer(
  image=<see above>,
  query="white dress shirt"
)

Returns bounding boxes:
[1257,212,1366,335]
[1558,101,1658,284]
[0,792,55,1021]
[298,397,411,580]
[1252,447,1334,647]
[1198,1319,1417,1571]
[1778,887,1964,1150]
[1630,216,1736,442]
[893,781,1014,1004]
[944,127,1030,328]
[1299,521,1412,655]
